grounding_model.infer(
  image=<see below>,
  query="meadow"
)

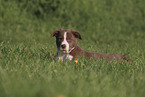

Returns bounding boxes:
[0,0,145,97]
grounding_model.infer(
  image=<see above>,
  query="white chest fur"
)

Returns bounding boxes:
[57,53,73,61]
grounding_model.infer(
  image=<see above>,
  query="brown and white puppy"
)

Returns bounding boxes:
[51,29,129,61]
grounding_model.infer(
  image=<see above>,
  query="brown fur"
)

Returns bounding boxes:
[69,45,130,61]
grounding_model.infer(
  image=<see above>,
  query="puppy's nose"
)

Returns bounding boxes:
[61,44,66,48]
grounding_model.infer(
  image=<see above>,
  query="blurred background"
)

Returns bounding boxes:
[0,0,145,54]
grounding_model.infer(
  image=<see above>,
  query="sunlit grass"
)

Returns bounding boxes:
[0,0,145,97]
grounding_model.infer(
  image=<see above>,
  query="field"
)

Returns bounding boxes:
[0,0,145,97]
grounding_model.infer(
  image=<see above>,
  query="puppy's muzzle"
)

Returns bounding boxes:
[61,44,66,50]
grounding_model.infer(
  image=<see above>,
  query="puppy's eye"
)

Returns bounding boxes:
[58,38,62,41]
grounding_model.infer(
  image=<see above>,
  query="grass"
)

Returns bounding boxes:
[0,0,145,97]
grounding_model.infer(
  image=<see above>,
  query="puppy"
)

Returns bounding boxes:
[51,29,129,61]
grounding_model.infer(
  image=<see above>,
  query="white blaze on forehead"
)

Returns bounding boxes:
[61,32,69,52]
[63,32,67,41]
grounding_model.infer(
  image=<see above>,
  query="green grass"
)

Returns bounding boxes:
[0,0,145,97]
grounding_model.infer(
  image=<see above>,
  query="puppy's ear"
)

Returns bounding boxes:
[51,29,60,37]
[71,29,82,40]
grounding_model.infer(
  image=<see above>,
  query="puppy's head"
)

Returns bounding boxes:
[51,29,82,53]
